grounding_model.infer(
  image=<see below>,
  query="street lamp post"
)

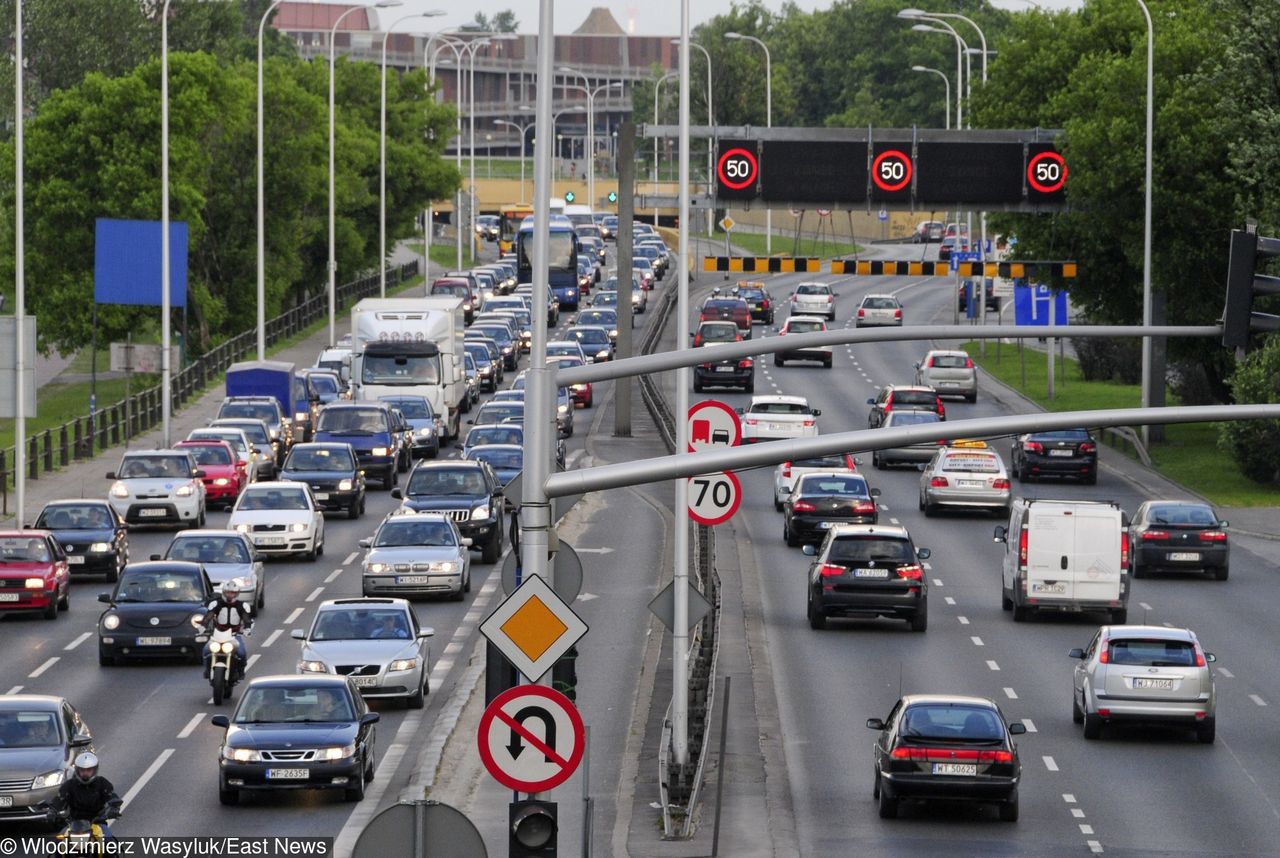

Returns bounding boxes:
[725,32,770,253]
[909,23,967,131]
[900,9,989,83]
[494,118,533,202]
[429,39,465,270]
[558,69,622,209]
[654,71,678,226]
[14,0,26,525]
[672,39,714,234]
[161,0,173,448]
[910,65,950,129]
[1135,0,1155,438]
[463,36,515,267]
[255,0,286,361]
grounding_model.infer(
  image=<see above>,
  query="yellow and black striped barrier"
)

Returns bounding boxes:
[830,260,950,276]
[702,256,823,274]
[831,259,1078,278]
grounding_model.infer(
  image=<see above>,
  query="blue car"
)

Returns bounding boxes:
[312,403,402,489]
[468,444,522,487]
[378,395,442,460]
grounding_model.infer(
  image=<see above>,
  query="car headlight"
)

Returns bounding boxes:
[337,479,354,491]
[176,484,195,497]
[295,412,309,422]
[213,478,230,487]
[597,349,611,361]
[24,577,45,589]
[110,482,129,499]
[557,404,568,414]
[227,747,261,763]
[365,562,390,574]
[234,523,251,534]
[389,658,419,672]
[429,561,460,574]
[372,447,390,457]
[571,383,586,392]
[322,743,357,761]
[31,769,65,790]
[291,522,308,532]
[471,503,491,521]
[190,612,207,629]
[102,613,120,630]
[417,427,435,438]
[90,542,112,553]
[299,660,328,673]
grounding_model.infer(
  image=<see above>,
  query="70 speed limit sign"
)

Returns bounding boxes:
[688,471,742,526]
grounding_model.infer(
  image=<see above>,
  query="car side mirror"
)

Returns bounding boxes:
[150,554,162,561]
[1068,648,1085,659]
[70,732,93,747]
[1219,520,1230,528]
[916,548,931,560]
[291,629,305,640]
[418,627,435,639]
[993,525,1008,543]
[358,538,371,548]
[916,464,927,472]
[735,408,744,415]
[1206,652,1217,663]
[1008,723,1027,736]
[461,538,473,547]
[97,593,112,604]
[913,362,921,370]
[801,544,817,557]
[866,718,885,731]
[865,398,875,406]
[390,489,403,500]
[105,472,116,480]
[193,470,207,478]
[870,487,882,497]
[360,712,381,726]
[812,409,822,417]
[211,715,230,729]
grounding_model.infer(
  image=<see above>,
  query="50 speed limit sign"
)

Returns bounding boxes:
[872,149,913,193]
[717,147,758,191]
[1027,151,1067,194]
[687,471,742,526]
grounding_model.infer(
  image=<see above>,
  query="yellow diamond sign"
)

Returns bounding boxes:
[719,216,736,232]
[481,573,588,682]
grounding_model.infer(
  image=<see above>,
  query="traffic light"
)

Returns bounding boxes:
[551,645,578,702]
[1222,224,1280,351]
[509,800,557,856]
[564,191,576,204]
[607,191,618,204]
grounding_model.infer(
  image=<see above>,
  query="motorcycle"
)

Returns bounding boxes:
[207,625,250,705]
[37,803,121,851]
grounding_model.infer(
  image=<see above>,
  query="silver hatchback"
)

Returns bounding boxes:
[1069,625,1217,743]
[915,350,978,402]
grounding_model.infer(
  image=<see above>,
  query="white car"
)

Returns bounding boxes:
[739,395,822,443]
[106,449,207,528]
[774,316,833,368]
[773,452,860,511]
[788,282,835,320]
[228,481,325,561]
[855,294,903,327]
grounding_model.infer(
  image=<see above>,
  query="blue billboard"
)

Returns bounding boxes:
[93,218,188,308]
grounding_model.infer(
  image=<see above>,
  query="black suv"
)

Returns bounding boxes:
[866,385,946,429]
[802,524,931,632]
[732,283,775,324]
[278,442,366,519]
[1010,429,1098,484]
[391,461,505,563]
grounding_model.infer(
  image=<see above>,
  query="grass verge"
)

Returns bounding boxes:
[701,231,863,259]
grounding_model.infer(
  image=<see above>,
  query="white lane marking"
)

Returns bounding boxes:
[922,562,932,570]
[64,632,92,651]
[1251,694,1268,707]
[1219,667,1234,678]
[343,552,359,566]
[29,657,58,678]
[325,568,343,583]
[889,517,900,525]
[1043,756,1059,771]
[261,629,283,648]
[120,748,175,809]
[1072,808,1086,818]
[944,596,956,605]
[443,641,464,656]
[177,713,205,739]
[986,660,1000,671]
[958,616,970,625]
[1087,841,1103,854]
[1003,687,1018,699]
[305,587,324,602]
[1064,793,1077,803]
[1080,824,1095,835]
[1021,718,1038,733]
[6,686,24,695]
[1161,621,1173,628]
[1139,602,1153,611]
[970,636,984,646]
[285,607,304,624]
[245,654,261,673]
[932,578,943,586]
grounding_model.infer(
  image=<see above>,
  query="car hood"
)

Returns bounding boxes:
[365,546,465,564]
[279,468,355,483]
[401,496,479,512]
[46,528,117,547]
[0,745,66,775]
[303,639,419,663]
[229,510,314,527]
[199,561,258,587]
[225,722,357,748]
[0,562,56,579]
[106,600,206,628]
[114,477,193,494]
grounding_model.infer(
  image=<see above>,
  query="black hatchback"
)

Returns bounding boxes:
[96,561,214,665]
[34,500,129,581]
[278,442,366,519]
[867,694,1025,821]
[1010,429,1097,484]
[803,525,930,632]
[783,473,880,547]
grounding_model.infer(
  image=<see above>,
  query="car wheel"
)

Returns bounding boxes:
[773,496,784,513]
[774,356,784,367]
[1083,711,1104,740]
[450,580,465,602]
[304,540,318,563]
[1012,604,1029,623]
[387,467,399,490]
[1082,470,1098,486]
[998,793,1019,822]
[98,648,115,667]
[58,585,69,611]
[873,452,884,470]
[1132,560,1146,579]
[42,598,57,620]
[348,498,361,520]
[909,599,928,632]
[1197,718,1216,744]
[966,392,977,403]
[922,500,936,518]
[873,771,881,799]
[784,521,799,548]
[105,564,119,584]
[464,566,472,593]
[806,594,827,631]
[824,358,832,369]
[407,677,426,710]
[744,381,755,394]
[482,528,501,565]
[1213,565,1229,581]
[692,379,703,393]
[1110,608,1127,624]
[877,788,899,819]
[1001,588,1013,612]
[257,587,265,610]
[218,783,239,806]
[344,756,367,801]
[1072,691,1084,724]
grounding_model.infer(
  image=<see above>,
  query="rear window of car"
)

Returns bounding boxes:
[863,297,898,309]
[1031,430,1090,441]
[942,453,1000,473]
[119,455,193,479]
[797,475,868,496]
[795,284,829,295]
[930,354,970,369]
[885,411,940,426]
[182,445,233,466]
[787,320,824,333]
[901,705,1004,741]
[699,325,739,341]
[751,402,810,415]
[828,537,914,565]
[1147,504,1216,526]
[891,391,938,407]
[221,403,277,424]
[1107,638,1197,667]
[705,300,745,311]
[792,454,851,469]
[738,289,765,301]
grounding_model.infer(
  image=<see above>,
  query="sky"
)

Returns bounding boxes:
[396,0,1085,37]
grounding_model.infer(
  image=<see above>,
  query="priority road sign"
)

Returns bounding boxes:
[687,400,741,452]
[478,685,585,793]
[687,471,742,526]
[480,574,588,683]
[719,215,736,232]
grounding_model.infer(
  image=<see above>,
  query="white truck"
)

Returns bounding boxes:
[350,297,466,440]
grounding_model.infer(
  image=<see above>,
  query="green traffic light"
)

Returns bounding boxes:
[564,191,576,203]
[608,191,618,203]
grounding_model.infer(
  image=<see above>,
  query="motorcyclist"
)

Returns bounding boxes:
[49,752,122,839]
[202,578,254,680]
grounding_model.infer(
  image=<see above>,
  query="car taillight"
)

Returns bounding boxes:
[802,419,815,427]
[1201,531,1228,542]
[854,500,877,515]
[925,357,935,367]
[1023,441,1044,454]
[897,747,1014,764]
[693,337,703,347]
[826,295,833,303]
[700,312,710,321]
[930,477,949,488]
[745,418,759,426]
[1018,526,1028,566]
[894,308,902,318]
[964,357,974,368]
[992,478,1010,490]
[1099,642,1110,664]
[1121,535,1129,571]
[897,565,924,580]
[936,401,945,418]
[738,359,754,369]
[1141,530,1169,541]
[1194,646,1207,667]
[845,455,857,470]
[818,563,847,578]
[792,500,817,513]
[1079,442,1097,454]
[762,299,770,308]
[700,362,713,369]
[858,308,866,317]
[782,463,792,478]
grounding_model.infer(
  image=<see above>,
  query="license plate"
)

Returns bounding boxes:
[314,492,329,501]
[959,480,983,488]
[769,423,791,432]
[397,576,431,585]
[1133,678,1174,690]
[256,536,285,545]
[352,677,379,688]
[854,568,890,578]
[817,521,835,529]
[932,763,978,776]
[1032,582,1067,594]
[136,636,172,646]
[266,769,309,780]
[67,555,85,565]
[1169,552,1201,562]
[715,366,735,373]
[0,795,11,806]
[139,508,168,517]
[941,381,960,387]
[0,593,21,602]
[1048,449,1074,457]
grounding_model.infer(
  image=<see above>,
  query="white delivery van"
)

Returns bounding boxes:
[994,498,1130,624]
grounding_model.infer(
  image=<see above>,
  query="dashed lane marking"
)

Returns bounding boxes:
[177,713,205,739]
[261,629,283,648]
[944,597,956,605]
[29,658,58,678]
[1064,794,1077,804]
[958,616,970,625]
[1043,756,1059,771]
[64,632,91,651]
[1219,667,1234,678]
[1003,687,1017,699]
[1087,841,1103,854]
[120,749,174,810]
[889,517,900,525]
[932,578,943,586]
[1022,718,1038,733]
[986,660,1000,671]
[305,587,324,602]
[284,607,304,625]
[1161,622,1173,628]
[343,552,359,566]
[970,636,984,646]
[1139,602,1153,611]
[324,568,343,583]
[1251,694,1268,707]
[245,654,261,672]
[6,686,23,695]
[1080,825,1095,835]
[1072,809,1086,818]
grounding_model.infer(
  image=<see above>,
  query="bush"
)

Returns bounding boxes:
[1219,338,1280,484]
[1072,337,1142,384]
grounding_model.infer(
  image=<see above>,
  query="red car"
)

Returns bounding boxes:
[0,531,70,620]
[175,439,246,509]
[549,356,593,408]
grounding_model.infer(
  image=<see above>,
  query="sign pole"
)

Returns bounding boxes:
[13,0,25,527]
[1047,287,1056,401]
[673,0,692,769]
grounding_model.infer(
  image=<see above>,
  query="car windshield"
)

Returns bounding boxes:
[465,346,493,366]
[570,329,608,346]
[828,537,914,565]
[473,326,512,345]
[382,399,433,420]
[751,402,810,415]
[738,289,764,301]
[220,403,276,424]
[699,325,738,342]
[0,537,50,563]
[547,345,583,358]
[235,687,354,723]
[863,297,898,309]
[797,476,868,497]
[704,300,742,312]
[787,320,824,333]
[362,354,441,385]
[191,431,247,454]
[316,409,387,434]
[168,536,250,564]
[0,712,61,747]
[891,391,938,407]
[38,504,113,530]
[467,426,524,447]
[579,313,612,326]
[115,570,203,603]
[237,488,310,511]
[431,282,469,297]
[312,609,411,641]
[900,705,1004,742]
[791,454,850,469]
[796,284,829,296]
[930,354,970,369]
[473,449,523,469]
[374,519,456,547]
[286,447,354,472]
[219,423,269,445]
[1106,638,1198,667]
[180,445,233,466]
[308,375,339,395]
[594,292,619,305]
[1147,504,1217,526]
[118,456,191,479]
[886,412,941,426]
[942,454,1001,473]
[408,468,487,496]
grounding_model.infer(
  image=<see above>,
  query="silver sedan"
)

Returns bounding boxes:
[359,512,471,600]
[918,444,1011,516]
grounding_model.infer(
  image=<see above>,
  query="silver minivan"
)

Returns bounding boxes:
[915,350,978,402]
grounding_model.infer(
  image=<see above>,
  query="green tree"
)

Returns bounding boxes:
[1220,335,1280,483]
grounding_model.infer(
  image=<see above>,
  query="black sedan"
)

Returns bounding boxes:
[96,561,213,665]
[392,461,505,564]
[1010,429,1097,484]
[868,694,1025,821]
[783,472,880,547]
[278,442,366,520]
[33,499,129,581]
[1130,500,1230,580]
[211,675,379,805]
[732,283,775,324]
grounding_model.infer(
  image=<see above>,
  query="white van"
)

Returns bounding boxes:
[994,498,1130,624]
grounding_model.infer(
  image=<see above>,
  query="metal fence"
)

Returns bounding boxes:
[0,262,418,514]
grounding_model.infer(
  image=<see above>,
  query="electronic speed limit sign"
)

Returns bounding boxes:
[1026,146,1067,201]
[687,471,742,526]
[870,146,913,201]
[716,140,760,201]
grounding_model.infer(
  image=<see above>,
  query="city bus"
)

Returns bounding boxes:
[497,199,567,254]
[516,217,580,308]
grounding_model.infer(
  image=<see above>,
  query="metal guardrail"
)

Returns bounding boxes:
[0,263,418,516]
[1102,424,1153,467]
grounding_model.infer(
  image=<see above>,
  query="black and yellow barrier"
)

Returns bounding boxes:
[830,259,950,276]
[831,259,1078,278]
[702,256,823,274]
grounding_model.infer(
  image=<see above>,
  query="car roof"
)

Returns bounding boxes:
[290,442,354,451]
[1101,625,1198,642]
[412,459,485,471]
[241,481,310,491]
[171,529,249,539]
[379,511,451,524]
[862,293,898,300]
[886,384,936,393]
[43,498,112,508]
[784,315,827,324]
[827,524,911,539]
[750,394,810,406]
[244,674,351,689]
[471,443,523,453]
[0,529,53,538]
[925,349,967,357]
[899,694,1000,709]
[122,448,191,457]
[318,597,412,612]
[122,559,205,574]
[0,695,66,710]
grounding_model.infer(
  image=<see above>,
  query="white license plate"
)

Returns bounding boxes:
[1048,449,1074,457]
[714,366,735,373]
[817,521,835,529]
[1168,552,1201,562]
[266,769,309,780]
[959,480,984,488]
[67,555,85,565]
[768,423,791,432]
[256,536,285,545]
[0,593,21,602]
[941,381,960,387]
[352,677,379,688]
[1032,582,1067,594]
[1133,678,1174,690]
[314,492,329,501]
[139,508,168,517]
[136,636,172,646]
[854,568,890,579]
[932,763,977,776]
[0,795,11,807]
[397,576,431,585]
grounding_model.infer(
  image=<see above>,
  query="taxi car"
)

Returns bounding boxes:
[732,281,775,324]
[918,442,1011,516]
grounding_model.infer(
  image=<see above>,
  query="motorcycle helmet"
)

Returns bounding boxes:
[73,752,99,783]
[221,580,242,601]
